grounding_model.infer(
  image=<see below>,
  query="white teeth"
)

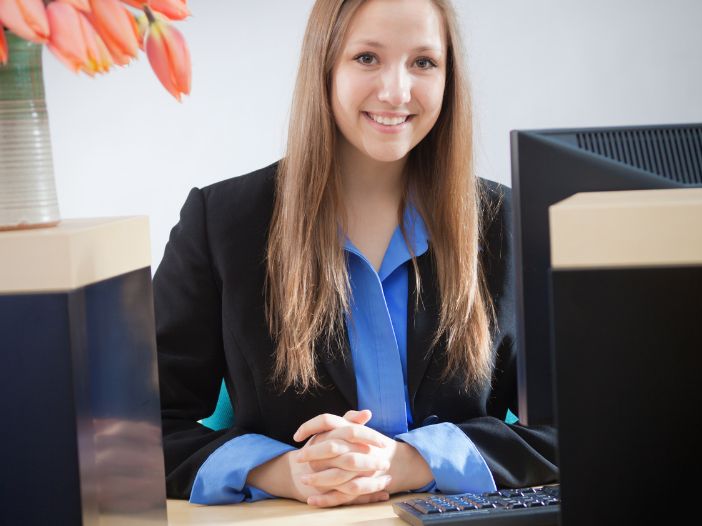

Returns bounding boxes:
[367,113,409,126]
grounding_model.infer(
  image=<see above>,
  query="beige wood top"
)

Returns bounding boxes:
[0,216,151,293]
[166,495,420,526]
[549,188,702,270]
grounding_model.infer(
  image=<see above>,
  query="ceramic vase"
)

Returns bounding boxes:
[0,30,60,231]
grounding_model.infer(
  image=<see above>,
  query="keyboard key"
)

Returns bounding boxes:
[411,502,441,514]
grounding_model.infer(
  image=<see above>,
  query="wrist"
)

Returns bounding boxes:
[389,442,433,493]
[247,450,298,500]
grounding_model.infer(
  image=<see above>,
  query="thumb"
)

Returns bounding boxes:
[343,409,372,425]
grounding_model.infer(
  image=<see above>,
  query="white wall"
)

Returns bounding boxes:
[43,0,702,270]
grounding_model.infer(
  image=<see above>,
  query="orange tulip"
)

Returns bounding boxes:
[0,28,8,65]
[0,0,50,43]
[88,0,139,66]
[145,19,190,101]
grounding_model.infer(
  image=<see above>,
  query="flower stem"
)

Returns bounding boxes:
[144,5,156,24]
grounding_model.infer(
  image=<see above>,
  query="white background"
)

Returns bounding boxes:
[42,0,702,270]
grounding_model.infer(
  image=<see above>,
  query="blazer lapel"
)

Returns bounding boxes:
[407,250,440,408]
[319,326,358,409]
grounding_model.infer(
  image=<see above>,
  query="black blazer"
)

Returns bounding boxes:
[154,161,558,499]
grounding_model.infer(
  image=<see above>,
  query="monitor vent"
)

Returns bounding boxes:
[576,127,702,185]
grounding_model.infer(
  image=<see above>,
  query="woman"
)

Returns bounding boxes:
[154,0,558,508]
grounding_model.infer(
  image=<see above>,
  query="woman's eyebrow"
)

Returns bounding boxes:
[348,39,442,54]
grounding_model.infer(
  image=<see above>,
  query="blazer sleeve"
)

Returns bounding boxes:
[154,187,258,499]
[457,182,559,488]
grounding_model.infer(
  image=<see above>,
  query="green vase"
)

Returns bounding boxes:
[0,30,60,230]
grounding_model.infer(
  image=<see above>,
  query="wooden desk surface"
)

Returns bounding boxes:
[167,495,418,526]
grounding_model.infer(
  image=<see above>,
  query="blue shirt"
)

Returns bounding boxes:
[189,207,496,504]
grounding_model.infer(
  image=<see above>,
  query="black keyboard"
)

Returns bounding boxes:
[392,484,560,526]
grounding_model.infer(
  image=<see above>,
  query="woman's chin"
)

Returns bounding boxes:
[362,145,412,164]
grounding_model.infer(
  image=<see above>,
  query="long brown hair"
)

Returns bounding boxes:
[266,0,493,394]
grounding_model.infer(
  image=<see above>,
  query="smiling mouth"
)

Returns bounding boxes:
[363,112,414,126]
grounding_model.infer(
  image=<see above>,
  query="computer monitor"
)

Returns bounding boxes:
[510,123,702,425]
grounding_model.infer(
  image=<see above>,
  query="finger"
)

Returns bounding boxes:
[307,461,376,474]
[309,454,388,474]
[296,439,369,463]
[322,425,387,448]
[335,475,393,497]
[307,461,377,474]
[293,413,349,442]
[348,491,390,505]
[307,490,357,508]
[300,468,358,488]
[307,459,334,472]
[343,409,372,425]
[332,452,391,473]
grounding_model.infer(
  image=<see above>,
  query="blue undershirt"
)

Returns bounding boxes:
[189,206,496,504]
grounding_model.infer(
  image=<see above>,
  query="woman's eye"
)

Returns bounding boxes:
[415,57,438,70]
[355,53,377,66]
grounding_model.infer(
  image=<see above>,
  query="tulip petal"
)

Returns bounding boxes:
[92,30,113,73]
[46,2,88,73]
[135,13,148,50]
[149,0,190,21]
[77,10,112,74]
[163,23,190,95]
[56,0,91,13]
[145,22,178,100]
[120,0,146,9]
[98,27,132,66]
[88,0,138,59]
[0,28,8,65]
[0,0,50,43]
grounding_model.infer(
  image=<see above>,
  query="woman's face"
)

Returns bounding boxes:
[331,0,447,164]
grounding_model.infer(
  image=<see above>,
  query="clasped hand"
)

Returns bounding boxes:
[287,409,432,507]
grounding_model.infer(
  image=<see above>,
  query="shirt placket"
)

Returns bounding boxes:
[346,252,408,437]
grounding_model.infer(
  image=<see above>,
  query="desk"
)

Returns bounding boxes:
[167,495,420,526]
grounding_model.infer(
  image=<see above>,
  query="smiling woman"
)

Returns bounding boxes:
[154,0,558,510]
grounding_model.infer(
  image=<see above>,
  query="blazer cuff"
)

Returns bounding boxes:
[190,433,296,504]
[396,422,496,494]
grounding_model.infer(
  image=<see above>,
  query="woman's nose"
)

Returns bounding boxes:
[377,66,411,106]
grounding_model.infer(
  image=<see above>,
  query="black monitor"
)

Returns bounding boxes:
[510,123,702,426]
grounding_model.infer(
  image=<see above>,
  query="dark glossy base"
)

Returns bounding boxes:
[551,265,702,525]
[0,268,167,525]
